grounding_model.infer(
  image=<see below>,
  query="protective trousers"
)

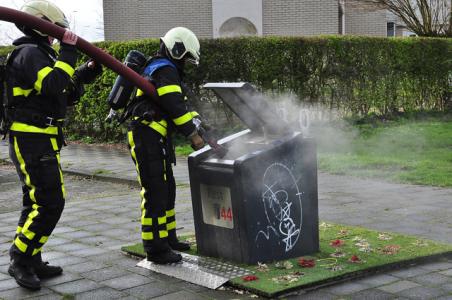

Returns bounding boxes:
[127,125,177,254]
[9,133,65,263]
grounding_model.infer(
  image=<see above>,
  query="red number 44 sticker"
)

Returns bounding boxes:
[220,207,233,222]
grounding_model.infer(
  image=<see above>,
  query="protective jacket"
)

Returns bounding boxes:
[6,35,78,132]
[130,56,198,140]
[7,35,78,263]
[127,55,198,254]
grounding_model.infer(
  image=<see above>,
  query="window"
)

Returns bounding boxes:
[387,22,395,37]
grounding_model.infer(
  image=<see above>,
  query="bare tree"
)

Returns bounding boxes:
[359,0,451,37]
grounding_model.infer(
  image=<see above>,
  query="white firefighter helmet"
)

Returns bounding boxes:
[161,27,200,65]
[20,0,69,36]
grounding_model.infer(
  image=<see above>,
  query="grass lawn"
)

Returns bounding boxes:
[122,222,452,297]
[316,115,452,187]
[152,114,452,187]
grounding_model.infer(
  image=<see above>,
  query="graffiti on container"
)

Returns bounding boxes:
[255,163,303,252]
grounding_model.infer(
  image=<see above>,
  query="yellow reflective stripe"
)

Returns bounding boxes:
[158,216,166,225]
[39,236,49,244]
[54,61,75,77]
[15,226,23,235]
[142,217,152,226]
[51,138,66,198]
[190,111,200,118]
[13,136,37,202]
[163,159,167,181]
[173,112,193,126]
[22,205,39,241]
[13,87,33,97]
[149,121,167,137]
[32,247,42,256]
[14,237,28,253]
[34,66,53,93]
[167,221,176,231]
[128,131,143,186]
[10,122,58,135]
[157,85,181,96]
[159,230,168,238]
[142,232,154,240]
[136,89,144,97]
[166,209,175,217]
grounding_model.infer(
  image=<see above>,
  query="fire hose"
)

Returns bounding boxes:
[0,5,158,101]
[0,6,227,157]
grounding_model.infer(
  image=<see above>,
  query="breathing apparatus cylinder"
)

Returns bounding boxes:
[107,50,147,110]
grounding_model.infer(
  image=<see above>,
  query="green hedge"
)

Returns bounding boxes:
[2,36,451,142]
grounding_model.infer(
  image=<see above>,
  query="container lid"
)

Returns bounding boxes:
[203,82,291,135]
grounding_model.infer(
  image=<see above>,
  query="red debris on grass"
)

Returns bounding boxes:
[349,255,361,263]
[243,275,259,282]
[330,239,345,247]
[298,258,316,268]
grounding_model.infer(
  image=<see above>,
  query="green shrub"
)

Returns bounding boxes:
[1,36,450,142]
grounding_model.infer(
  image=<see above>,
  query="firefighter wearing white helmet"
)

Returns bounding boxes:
[161,27,201,65]
[6,0,102,290]
[125,27,207,264]
[16,0,70,36]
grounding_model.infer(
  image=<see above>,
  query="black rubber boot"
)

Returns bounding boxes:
[168,231,190,251]
[34,261,63,279]
[8,259,41,290]
[147,250,182,264]
[169,240,190,251]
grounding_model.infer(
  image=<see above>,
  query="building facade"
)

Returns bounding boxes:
[103,0,392,41]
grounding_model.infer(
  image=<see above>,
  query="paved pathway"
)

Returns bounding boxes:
[0,140,452,299]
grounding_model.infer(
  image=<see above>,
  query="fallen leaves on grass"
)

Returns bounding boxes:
[320,222,333,229]
[379,245,401,255]
[243,275,259,282]
[378,233,393,240]
[298,258,315,268]
[275,261,293,270]
[412,240,429,247]
[348,255,364,264]
[330,251,346,258]
[271,272,304,285]
[256,262,269,272]
[338,229,349,236]
[330,239,345,247]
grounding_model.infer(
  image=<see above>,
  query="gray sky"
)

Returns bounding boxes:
[0,0,104,45]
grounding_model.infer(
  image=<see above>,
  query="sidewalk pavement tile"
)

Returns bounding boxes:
[323,281,371,295]
[420,261,452,271]
[354,274,400,287]
[440,268,452,276]
[100,273,154,290]
[377,280,421,293]
[350,288,396,300]
[441,282,452,292]
[73,287,128,300]
[390,265,433,278]
[122,282,178,299]
[0,287,53,300]
[63,261,108,274]
[397,285,448,299]
[41,272,83,286]
[0,278,20,291]
[25,293,64,300]
[49,278,101,294]
[152,290,207,300]
[43,255,87,267]
[410,273,451,286]
[82,266,131,282]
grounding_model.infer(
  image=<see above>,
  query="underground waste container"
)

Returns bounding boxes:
[188,82,319,264]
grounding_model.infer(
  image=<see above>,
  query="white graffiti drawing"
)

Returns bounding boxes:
[255,163,303,252]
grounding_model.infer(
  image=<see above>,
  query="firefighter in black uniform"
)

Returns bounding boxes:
[5,0,102,290]
[127,27,205,264]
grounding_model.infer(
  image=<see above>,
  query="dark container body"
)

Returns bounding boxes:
[189,131,319,264]
[189,82,319,264]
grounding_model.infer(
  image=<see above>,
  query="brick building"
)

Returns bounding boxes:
[103,0,393,41]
